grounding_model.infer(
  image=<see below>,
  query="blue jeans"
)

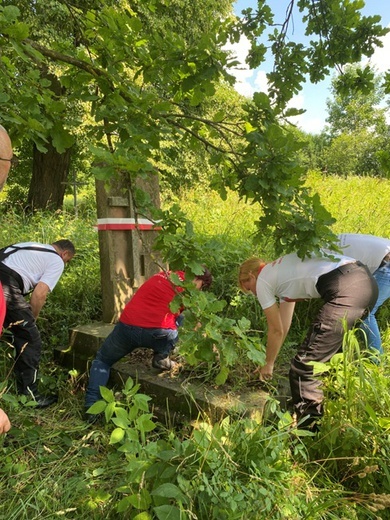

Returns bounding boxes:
[361,262,390,356]
[85,321,179,408]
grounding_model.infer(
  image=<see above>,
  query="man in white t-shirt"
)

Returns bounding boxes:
[239,252,378,430]
[337,233,390,357]
[0,240,75,407]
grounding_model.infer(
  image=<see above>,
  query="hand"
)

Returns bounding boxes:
[0,408,11,434]
[254,362,274,382]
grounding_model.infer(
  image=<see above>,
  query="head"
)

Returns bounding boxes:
[238,257,267,295]
[0,125,13,191]
[194,266,213,291]
[52,239,76,264]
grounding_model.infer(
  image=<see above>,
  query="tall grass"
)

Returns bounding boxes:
[177,171,390,239]
[307,172,390,236]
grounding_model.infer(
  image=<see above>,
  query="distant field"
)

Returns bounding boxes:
[177,172,390,239]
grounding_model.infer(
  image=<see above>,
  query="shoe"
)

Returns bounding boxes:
[296,414,320,433]
[32,393,58,409]
[85,412,103,425]
[152,356,177,371]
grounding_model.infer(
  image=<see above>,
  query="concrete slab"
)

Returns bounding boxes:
[54,321,270,424]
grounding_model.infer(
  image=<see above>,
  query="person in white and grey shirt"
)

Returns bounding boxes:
[337,233,390,357]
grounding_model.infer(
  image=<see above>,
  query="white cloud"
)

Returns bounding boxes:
[224,21,390,134]
[223,34,257,97]
[253,70,269,93]
[366,24,390,73]
[294,114,327,134]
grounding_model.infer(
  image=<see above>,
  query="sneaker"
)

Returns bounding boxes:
[152,356,177,371]
[84,412,103,425]
[32,393,58,409]
[296,414,320,433]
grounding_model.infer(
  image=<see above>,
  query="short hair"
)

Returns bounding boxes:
[52,239,76,256]
[238,257,266,292]
[195,266,213,289]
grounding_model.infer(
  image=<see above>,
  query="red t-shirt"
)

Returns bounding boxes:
[0,283,5,333]
[120,271,185,329]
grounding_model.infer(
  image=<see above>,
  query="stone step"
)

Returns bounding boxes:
[54,321,270,424]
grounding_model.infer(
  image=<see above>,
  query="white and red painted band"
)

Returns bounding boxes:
[96,218,162,231]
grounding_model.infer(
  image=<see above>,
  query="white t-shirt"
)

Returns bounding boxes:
[337,233,390,273]
[256,252,355,309]
[2,242,64,293]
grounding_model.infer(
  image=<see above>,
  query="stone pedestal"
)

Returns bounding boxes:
[55,323,270,424]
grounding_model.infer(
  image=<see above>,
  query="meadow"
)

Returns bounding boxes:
[0,172,390,519]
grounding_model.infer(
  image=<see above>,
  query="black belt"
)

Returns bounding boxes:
[380,254,390,267]
[337,261,363,274]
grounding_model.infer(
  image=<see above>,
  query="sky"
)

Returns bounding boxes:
[228,1,390,133]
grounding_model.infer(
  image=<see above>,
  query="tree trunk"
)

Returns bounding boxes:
[26,66,72,211]
[27,142,71,211]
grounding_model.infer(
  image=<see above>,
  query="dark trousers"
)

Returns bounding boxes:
[85,321,179,407]
[289,262,378,420]
[0,271,41,396]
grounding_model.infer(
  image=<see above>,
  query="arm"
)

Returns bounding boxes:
[0,408,11,434]
[29,281,50,319]
[258,301,296,380]
[279,300,296,340]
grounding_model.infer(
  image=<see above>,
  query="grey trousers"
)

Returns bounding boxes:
[289,262,378,420]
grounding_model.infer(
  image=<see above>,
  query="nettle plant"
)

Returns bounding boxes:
[308,325,390,500]
[151,214,266,385]
[87,375,379,520]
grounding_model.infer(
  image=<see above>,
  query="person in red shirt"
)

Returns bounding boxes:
[0,125,13,434]
[84,267,212,421]
[0,125,13,331]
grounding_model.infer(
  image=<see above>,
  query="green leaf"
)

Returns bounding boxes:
[105,401,116,422]
[112,416,129,429]
[87,400,106,414]
[127,489,152,509]
[365,403,378,422]
[378,418,390,429]
[212,110,225,122]
[153,505,182,520]
[136,414,156,433]
[133,511,153,520]
[51,126,75,153]
[134,394,152,412]
[215,365,229,385]
[151,483,187,503]
[116,496,132,513]
[306,361,329,375]
[124,377,135,392]
[246,342,265,364]
[100,386,115,402]
[110,427,125,444]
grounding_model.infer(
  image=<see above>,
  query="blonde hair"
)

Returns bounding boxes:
[238,257,267,292]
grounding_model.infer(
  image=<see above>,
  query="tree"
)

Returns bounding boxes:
[1,0,233,210]
[321,65,390,176]
[327,65,388,136]
[0,0,388,257]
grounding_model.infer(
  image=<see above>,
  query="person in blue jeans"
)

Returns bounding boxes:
[84,267,212,423]
[337,233,390,357]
